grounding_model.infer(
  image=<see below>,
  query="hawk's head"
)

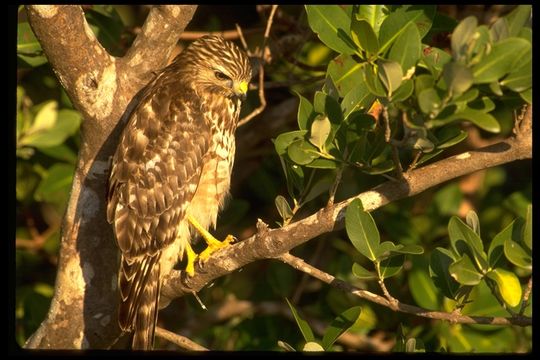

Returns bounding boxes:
[179,35,252,101]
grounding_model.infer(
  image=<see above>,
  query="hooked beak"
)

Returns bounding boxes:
[233,80,248,101]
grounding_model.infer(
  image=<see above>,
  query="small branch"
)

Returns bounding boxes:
[384,108,403,179]
[278,254,532,327]
[237,5,278,127]
[121,5,197,84]
[155,327,209,351]
[519,277,532,316]
[178,28,263,41]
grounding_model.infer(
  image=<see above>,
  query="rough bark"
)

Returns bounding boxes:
[24,5,197,349]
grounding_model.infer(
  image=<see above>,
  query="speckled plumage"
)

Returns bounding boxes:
[106,35,251,350]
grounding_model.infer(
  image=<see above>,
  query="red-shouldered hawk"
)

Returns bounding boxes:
[106,35,252,350]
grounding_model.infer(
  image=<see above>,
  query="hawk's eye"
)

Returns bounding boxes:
[214,71,230,81]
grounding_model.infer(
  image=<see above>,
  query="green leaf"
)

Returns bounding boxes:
[350,19,379,56]
[322,306,362,350]
[352,263,377,280]
[275,195,293,223]
[17,22,47,67]
[30,101,58,133]
[448,216,488,272]
[379,255,404,279]
[523,205,531,251]
[500,57,531,93]
[303,342,324,352]
[20,107,81,149]
[287,139,320,165]
[443,62,473,97]
[519,88,532,104]
[406,338,426,353]
[34,164,75,203]
[394,244,424,255]
[409,257,440,310]
[345,199,380,261]
[327,55,364,97]
[305,158,339,169]
[420,46,452,77]
[489,18,509,43]
[504,237,532,270]
[285,298,315,342]
[376,241,399,260]
[305,5,356,55]
[377,60,402,97]
[378,6,435,54]
[388,23,421,74]
[451,16,478,60]
[465,210,480,237]
[274,130,308,157]
[430,248,460,299]
[449,254,483,285]
[430,109,500,133]
[390,79,414,102]
[417,88,441,115]
[488,221,511,269]
[309,116,331,151]
[38,144,78,164]
[435,127,468,149]
[297,93,316,130]
[472,38,531,84]
[486,269,522,308]
[363,64,386,97]
[357,5,387,35]
[505,5,531,37]
[341,83,375,119]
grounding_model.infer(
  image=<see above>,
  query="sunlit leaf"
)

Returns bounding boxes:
[486,269,522,308]
[305,5,357,55]
[472,38,530,84]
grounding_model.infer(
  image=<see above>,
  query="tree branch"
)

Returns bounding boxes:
[121,5,197,85]
[278,253,531,326]
[161,114,532,310]
[155,327,208,351]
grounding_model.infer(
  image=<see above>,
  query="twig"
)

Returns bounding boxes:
[384,108,403,179]
[155,327,209,351]
[237,5,278,127]
[519,277,532,316]
[178,28,263,41]
[278,253,532,326]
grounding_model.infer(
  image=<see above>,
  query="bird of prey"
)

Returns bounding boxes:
[106,35,252,349]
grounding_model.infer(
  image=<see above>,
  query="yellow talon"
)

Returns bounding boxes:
[184,242,197,277]
[186,215,236,267]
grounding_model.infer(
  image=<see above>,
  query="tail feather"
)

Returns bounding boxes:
[118,254,161,350]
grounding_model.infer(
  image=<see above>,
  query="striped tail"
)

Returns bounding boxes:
[118,254,161,350]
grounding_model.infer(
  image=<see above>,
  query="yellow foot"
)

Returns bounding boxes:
[186,215,236,265]
[198,234,236,262]
[184,242,197,277]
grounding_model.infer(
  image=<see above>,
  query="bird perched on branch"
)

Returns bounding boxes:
[106,35,252,350]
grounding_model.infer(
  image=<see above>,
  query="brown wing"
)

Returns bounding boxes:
[106,73,211,349]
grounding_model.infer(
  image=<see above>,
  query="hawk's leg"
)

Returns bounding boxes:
[184,242,197,277]
[186,215,235,264]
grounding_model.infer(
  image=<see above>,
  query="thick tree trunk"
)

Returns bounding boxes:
[23,5,197,349]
